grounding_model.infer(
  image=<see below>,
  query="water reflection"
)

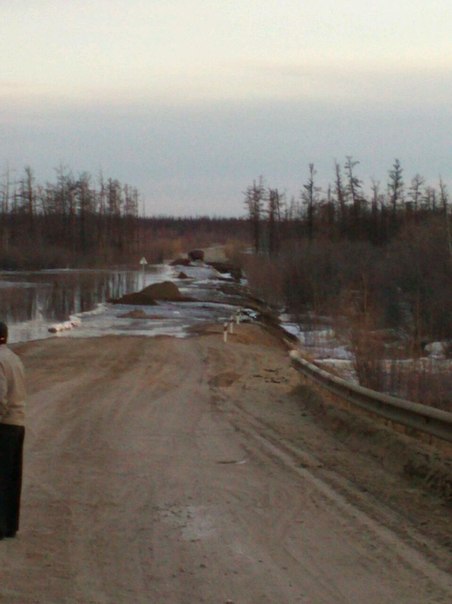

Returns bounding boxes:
[0,268,163,341]
[0,286,44,324]
[1,264,240,344]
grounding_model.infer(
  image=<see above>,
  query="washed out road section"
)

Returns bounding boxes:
[1,325,451,603]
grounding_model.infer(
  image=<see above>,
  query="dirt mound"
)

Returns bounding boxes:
[207,261,242,281]
[109,292,157,305]
[188,249,205,261]
[170,257,191,266]
[141,281,192,301]
[117,309,159,319]
[177,271,189,279]
[109,281,193,305]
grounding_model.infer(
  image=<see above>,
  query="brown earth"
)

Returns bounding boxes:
[108,291,158,306]
[1,324,451,603]
[140,281,192,301]
[109,280,193,305]
[170,257,191,267]
[117,310,161,320]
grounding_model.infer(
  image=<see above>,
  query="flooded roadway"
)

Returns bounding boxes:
[0,262,244,343]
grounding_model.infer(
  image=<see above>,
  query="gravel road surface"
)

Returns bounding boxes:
[1,324,451,603]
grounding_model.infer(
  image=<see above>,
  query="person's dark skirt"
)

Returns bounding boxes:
[0,423,25,538]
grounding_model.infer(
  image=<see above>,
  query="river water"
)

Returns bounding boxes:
[0,263,240,343]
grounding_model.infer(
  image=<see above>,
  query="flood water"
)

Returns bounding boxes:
[0,264,240,343]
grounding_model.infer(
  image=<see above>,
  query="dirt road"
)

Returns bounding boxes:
[1,324,451,603]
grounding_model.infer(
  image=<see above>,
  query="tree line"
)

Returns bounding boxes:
[243,158,452,349]
[244,158,451,254]
[0,166,248,269]
[0,166,141,268]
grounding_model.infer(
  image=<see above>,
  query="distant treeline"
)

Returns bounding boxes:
[243,157,452,344]
[244,158,451,252]
[242,158,451,407]
[0,166,248,269]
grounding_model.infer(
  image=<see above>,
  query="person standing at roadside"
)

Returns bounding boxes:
[0,321,26,540]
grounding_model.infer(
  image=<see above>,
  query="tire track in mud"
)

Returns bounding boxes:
[225,400,452,592]
[203,332,452,600]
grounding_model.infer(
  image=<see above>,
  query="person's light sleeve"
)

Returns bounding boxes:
[0,364,7,419]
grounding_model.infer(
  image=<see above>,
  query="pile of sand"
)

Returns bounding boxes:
[109,291,157,305]
[170,257,191,266]
[140,281,192,301]
[109,281,193,305]
[117,309,159,319]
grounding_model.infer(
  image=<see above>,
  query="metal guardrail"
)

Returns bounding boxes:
[289,350,452,444]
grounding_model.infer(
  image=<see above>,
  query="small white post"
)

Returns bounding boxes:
[229,317,234,334]
[223,322,228,343]
[236,308,241,324]
[139,257,148,288]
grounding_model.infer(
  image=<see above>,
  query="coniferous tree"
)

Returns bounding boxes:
[388,158,404,219]
[302,164,319,242]
[244,177,265,253]
[344,156,364,237]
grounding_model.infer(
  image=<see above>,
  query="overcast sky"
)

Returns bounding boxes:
[1,0,451,216]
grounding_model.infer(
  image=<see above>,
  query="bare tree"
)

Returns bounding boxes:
[344,156,363,206]
[344,156,364,237]
[0,167,13,255]
[18,166,37,237]
[302,163,319,242]
[422,186,437,211]
[439,178,452,260]
[244,177,265,253]
[267,187,284,254]
[388,158,404,216]
[408,174,424,212]
[334,160,347,232]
